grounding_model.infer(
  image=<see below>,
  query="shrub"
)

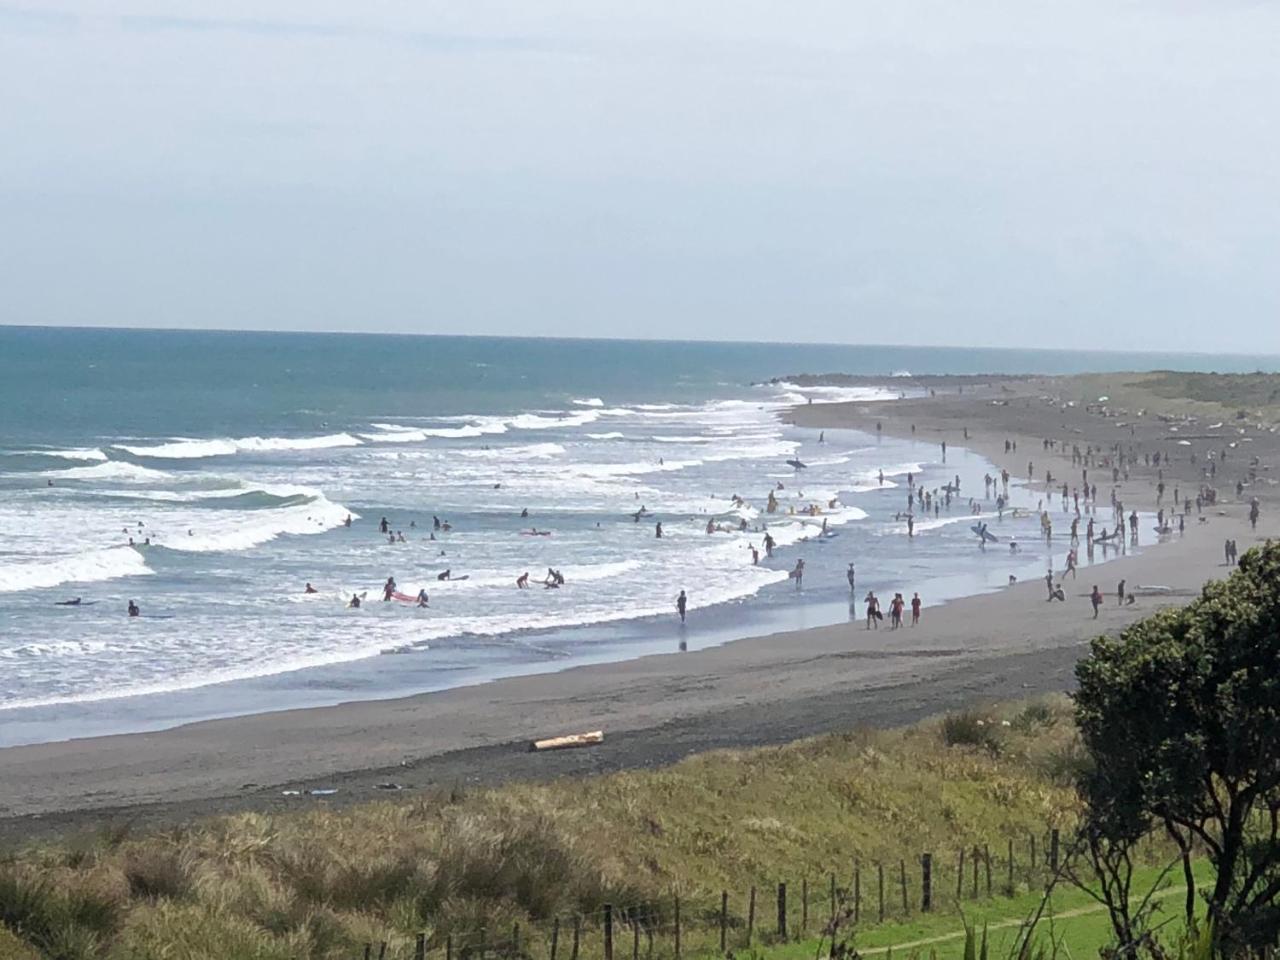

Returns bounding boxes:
[1011,701,1056,734]
[123,842,193,900]
[942,710,1001,753]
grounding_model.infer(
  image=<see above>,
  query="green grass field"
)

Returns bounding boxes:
[732,859,1211,960]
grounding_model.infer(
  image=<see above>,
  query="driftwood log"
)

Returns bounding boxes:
[530,730,604,752]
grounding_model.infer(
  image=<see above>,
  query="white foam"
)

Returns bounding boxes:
[586,432,625,440]
[115,433,362,458]
[30,448,108,461]
[508,410,601,430]
[46,461,171,482]
[652,435,710,443]
[159,493,352,552]
[774,382,905,404]
[0,546,152,593]
[572,397,604,407]
[457,443,565,460]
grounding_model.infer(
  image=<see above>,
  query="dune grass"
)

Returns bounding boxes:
[0,698,1092,959]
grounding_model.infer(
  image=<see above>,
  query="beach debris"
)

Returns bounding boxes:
[281,790,301,796]
[530,730,604,752]
[374,782,404,791]
[309,788,338,796]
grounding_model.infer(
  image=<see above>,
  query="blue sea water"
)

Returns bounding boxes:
[1,327,1275,746]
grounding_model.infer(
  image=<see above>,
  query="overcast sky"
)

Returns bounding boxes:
[1,1,1277,352]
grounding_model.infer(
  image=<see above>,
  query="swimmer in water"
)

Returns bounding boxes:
[416,589,429,608]
[516,572,529,589]
[127,600,140,617]
[437,569,451,581]
[304,582,318,594]
[676,589,687,623]
[349,593,362,608]
[383,577,396,601]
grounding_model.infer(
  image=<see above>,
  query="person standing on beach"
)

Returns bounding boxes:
[1117,579,1126,606]
[847,563,856,592]
[911,592,922,626]
[1250,497,1261,530]
[1090,585,1103,618]
[865,591,879,629]
[676,590,687,623]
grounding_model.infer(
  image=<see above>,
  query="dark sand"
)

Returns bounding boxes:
[3,373,1274,846]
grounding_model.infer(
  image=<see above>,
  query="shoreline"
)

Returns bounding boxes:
[3,372,1273,844]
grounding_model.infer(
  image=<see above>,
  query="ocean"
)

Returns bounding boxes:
[1,327,1273,746]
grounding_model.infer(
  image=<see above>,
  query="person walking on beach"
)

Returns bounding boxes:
[676,589,687,624]
[911,592,922,626]
[847,563,856,592]
[1117,579,1126,606]
[1090,585,1103,618]
[1250,497,1260,531]
[865,591,880,629]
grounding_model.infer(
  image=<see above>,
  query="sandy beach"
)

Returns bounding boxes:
[3,372,1274,846]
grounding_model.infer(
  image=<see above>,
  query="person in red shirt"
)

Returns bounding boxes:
[911,592,922,626]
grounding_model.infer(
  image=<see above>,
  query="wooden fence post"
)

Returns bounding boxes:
[801,876,808,934]
[479,927,487,960]
[1050,829,1060,873]
[447,935,453,960]
[571,918,580,960]
[719,892,728,954]
[899,860,909,914]
[830,872,837,926]
[1007,838,1015,895]
[514,922,521,958]
[971,846,979,899]
[984,844,992,898]
[777,882,788,941]
[921,853,933,912]
[364,945,371,960]
[956,848,965,900]
[854,861,861,924]
[551,918,561,960]
[631,918,639,960]
[415,933,426,960]
[1030,834,1037,870]
[877,863,885,923]
[747,887,756,945]
[674,895,681,959]
[604,905,613,960]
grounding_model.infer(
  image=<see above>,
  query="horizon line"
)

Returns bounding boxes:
[1,321,1275,362]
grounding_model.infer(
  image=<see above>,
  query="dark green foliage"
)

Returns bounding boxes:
[1075,541,1280,955]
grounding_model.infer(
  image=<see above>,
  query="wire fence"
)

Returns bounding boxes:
[343,827,1138,960]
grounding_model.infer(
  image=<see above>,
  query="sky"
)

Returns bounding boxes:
[1,1,1277,352]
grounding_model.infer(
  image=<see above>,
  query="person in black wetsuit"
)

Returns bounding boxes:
[127,600,140,617]
[676,589,687,623]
